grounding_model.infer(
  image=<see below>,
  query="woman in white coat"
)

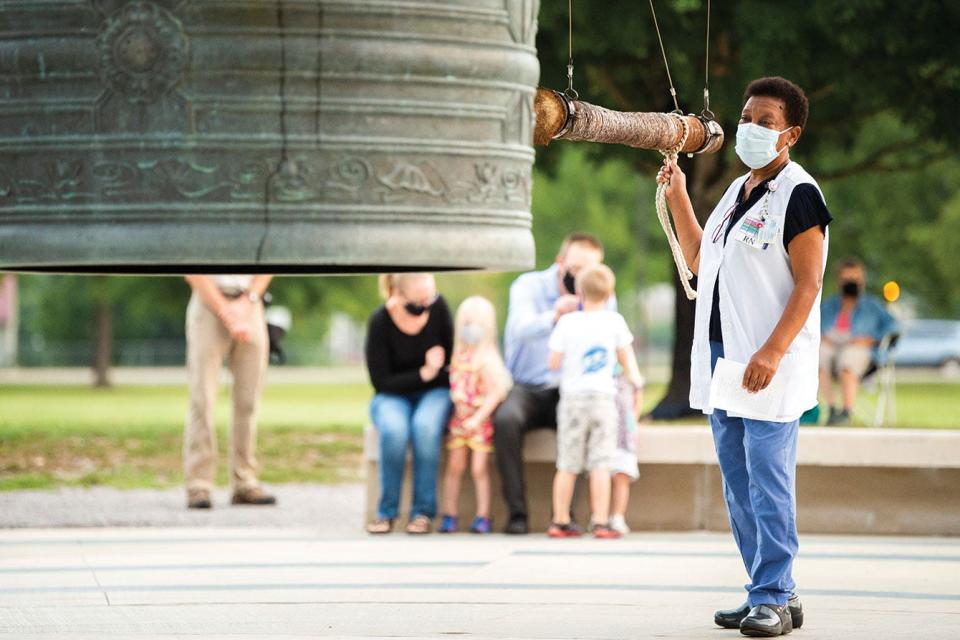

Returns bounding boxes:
[658,76,832,637]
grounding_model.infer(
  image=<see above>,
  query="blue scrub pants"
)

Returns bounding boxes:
[709,341,799,607]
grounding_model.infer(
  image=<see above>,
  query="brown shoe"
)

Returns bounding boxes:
[231,486,277,506]
[187,488,212,509]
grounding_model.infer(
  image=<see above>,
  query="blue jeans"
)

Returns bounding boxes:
[709,341,799,607]
[370,387,451,520]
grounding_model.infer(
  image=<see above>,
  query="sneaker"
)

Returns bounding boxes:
[470,516,492,534]
[187,488,211,509]
[591,523,622,539]
[231,486,277,506]
[438,514,458,533]
[546,522,583,538]
[609,514,630,535]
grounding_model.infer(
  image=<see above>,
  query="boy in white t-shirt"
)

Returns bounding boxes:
[547,264,644,539]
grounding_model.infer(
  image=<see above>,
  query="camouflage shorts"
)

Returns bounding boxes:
[556,393,617,473]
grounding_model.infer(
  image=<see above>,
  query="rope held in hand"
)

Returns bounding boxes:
[656,113,697,300]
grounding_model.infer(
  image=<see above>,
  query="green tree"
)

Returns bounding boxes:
[17,274,383,378]
[534,0,960,417]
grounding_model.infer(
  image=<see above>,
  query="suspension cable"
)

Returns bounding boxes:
[648,0,680,113]
[702,0,714,119]
[565,0,578,99]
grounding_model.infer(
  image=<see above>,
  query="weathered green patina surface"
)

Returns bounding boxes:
[0,0,539,273]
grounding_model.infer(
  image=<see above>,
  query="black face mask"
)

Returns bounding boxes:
[841,281,861,297]
[404,301,432,316]
[562,271,577,295]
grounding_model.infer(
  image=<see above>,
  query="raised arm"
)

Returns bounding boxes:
[505,277,556,343]
[655,158,705,275]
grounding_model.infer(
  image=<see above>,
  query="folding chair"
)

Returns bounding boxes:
[855,333,899,427]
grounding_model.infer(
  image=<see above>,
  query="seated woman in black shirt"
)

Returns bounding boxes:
[365,273,453,534]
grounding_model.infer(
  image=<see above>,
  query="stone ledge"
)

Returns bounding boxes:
[364,424,960,469]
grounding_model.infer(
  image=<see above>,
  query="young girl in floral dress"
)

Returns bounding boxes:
[438,296,511,534]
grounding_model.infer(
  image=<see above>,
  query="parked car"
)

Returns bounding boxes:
[892,319,960,377]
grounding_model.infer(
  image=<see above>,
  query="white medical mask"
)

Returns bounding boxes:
[734,123,793,169]
[459,324,484,345]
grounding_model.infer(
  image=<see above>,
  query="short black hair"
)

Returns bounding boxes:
[743,77,809,129]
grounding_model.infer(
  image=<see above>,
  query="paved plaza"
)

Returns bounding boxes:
[1,523,958,639]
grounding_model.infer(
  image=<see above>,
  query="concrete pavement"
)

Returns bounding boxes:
[0,484,364,530]
[1,527,958,639]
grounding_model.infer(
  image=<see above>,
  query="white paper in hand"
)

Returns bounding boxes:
[708,357,790,421]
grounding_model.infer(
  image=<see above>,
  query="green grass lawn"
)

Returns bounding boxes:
[1,381,957,491]
[0,383,371,491]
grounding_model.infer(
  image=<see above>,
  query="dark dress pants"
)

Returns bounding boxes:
[492,383,560,519]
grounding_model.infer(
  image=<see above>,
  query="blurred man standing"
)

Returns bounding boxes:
[183,274,275,509]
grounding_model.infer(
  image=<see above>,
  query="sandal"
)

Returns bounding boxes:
[406,515,432,535]
[366,517,393,534]
[547,521,583,538]
[591,523,622,539]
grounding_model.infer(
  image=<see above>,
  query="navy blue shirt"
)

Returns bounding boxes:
[709,176,832,344]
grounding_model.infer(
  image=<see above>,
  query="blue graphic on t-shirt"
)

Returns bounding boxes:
[582,346,608,374]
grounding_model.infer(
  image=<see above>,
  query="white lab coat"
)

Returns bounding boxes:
[690,161,828,422]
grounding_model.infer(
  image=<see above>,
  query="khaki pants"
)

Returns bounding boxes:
[184,294,268,492]
[820,335,873,378]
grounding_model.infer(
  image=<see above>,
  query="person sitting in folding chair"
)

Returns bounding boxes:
[819,258,898,425]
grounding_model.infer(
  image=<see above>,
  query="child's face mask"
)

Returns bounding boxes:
[459,324,484,345]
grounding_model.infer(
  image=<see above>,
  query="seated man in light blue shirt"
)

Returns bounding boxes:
[495,232,611,534]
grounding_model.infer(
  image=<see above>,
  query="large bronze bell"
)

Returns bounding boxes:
[0,1,540,273]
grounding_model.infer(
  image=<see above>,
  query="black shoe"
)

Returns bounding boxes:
[827,407,851,426]
[740,604,792,637]
[715,596,803,630]
[503,514,528,535]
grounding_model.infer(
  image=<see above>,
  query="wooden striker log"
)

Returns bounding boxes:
[533,87,723,154]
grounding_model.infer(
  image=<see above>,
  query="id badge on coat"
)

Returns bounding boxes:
[734,214,781,250]
[732,215,765,249]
